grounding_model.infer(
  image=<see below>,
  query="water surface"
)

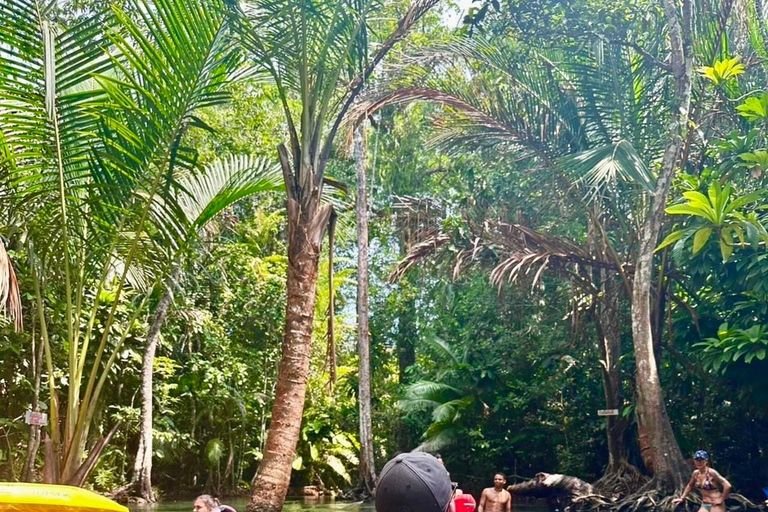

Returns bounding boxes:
[129,498,375,512]
[129,497,548,512]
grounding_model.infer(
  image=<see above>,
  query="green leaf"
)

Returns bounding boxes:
[292,455,304,471]
[325,455,350,483]
[657,229,687,251]
[693,226,712,254]
[666,203,717,223]
[309,443,319,461]
[720,229,734,261]
[565,140,656,195]
[697,56,745,85]
[736,93,768,121]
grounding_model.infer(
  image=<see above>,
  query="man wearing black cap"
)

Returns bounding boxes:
[376,453,456,512]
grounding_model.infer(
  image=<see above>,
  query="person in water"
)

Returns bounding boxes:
[193,495,237,512]
[673,451,732,512]
[478,473,512,512]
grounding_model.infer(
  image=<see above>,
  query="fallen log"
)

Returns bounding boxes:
[507,473,596,511]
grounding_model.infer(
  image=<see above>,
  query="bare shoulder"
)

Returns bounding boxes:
[709,468,726,480]
[502,490,512,500]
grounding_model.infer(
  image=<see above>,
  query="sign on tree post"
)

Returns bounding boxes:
[597,409,619,416]
[24,410,48,426]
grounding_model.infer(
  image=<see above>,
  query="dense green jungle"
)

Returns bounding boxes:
[1,0,768,511]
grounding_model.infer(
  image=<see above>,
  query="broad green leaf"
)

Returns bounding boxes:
[693,226,712,254]
[682,190,712,207]
[697,57,745,85]
[292,455,303,471]
[666,203,717,222]
[325,455,350,483]
[657,229,687,251]
[309,443,319,461]
[736,93,768,121]
[720,229,734,261]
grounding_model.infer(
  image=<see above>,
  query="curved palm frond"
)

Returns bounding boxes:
[177,154,283,231]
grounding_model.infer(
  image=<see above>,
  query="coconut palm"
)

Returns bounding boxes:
[0,0,249,485]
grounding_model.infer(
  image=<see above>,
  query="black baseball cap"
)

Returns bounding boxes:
[376,453,453,512]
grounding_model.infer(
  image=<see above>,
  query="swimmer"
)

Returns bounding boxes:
[478,473,512,512]
[193,495,218,512]
[193,495,237,512]
[673,451,732,512]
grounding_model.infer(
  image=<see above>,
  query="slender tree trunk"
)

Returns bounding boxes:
[355,124,377,494]
[129,267,180,502]
[629,0,693,491]
[396,237,416,452]
[23,318,44,481]
[248,184,328,512]
[595,276,627,471]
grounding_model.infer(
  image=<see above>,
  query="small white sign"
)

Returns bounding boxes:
[597,409,619,417]
[25,410,48,426]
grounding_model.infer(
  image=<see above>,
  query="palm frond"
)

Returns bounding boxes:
[176,155,283,231]
[563,140,656,200]
[0,239,23,331]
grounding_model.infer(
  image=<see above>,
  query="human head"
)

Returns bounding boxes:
[493,473,506,489]
[693,450,709,468]
[376,452,453,512]
[193,495,218,512]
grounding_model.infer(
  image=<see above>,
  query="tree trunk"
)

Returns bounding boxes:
[247,188,329,512]
[629,0,693,491]
[595,276,627,471]
[22,318,45,481]
[355,124,377,495]
[129,267,180,502]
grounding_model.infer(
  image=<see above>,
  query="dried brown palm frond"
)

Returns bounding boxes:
[388,199,631,290]
[389,228,452,281]
[0,239,23,331]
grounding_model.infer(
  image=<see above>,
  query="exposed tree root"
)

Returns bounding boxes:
[593,462,648,500]
[508,471,761,512]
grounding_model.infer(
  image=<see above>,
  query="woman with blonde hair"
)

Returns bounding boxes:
[673,451,732,512]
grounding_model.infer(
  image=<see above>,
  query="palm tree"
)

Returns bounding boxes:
[0,0,243,484]
[128,155,282,502]
[360,7,698,488]
[226,0,441,509]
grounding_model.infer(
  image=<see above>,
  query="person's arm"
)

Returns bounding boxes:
[712,470,732,503]
[478,490,487,512]
[673,473,697,504]
[505,492,512,512]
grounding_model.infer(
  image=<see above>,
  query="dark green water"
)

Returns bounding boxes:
[128,497,548,512]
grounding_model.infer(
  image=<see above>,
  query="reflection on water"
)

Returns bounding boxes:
[129,497,548,512]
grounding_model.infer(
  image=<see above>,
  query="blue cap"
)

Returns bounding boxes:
[694,450,709,460]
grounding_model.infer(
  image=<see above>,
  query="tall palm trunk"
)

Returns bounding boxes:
[248,180,328,511]
[629,0,693,491]
[354,124,377,494]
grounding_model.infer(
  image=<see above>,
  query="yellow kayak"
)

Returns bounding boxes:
[0,483,128,512]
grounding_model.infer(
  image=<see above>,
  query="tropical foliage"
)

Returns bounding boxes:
[3,0,768,506]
